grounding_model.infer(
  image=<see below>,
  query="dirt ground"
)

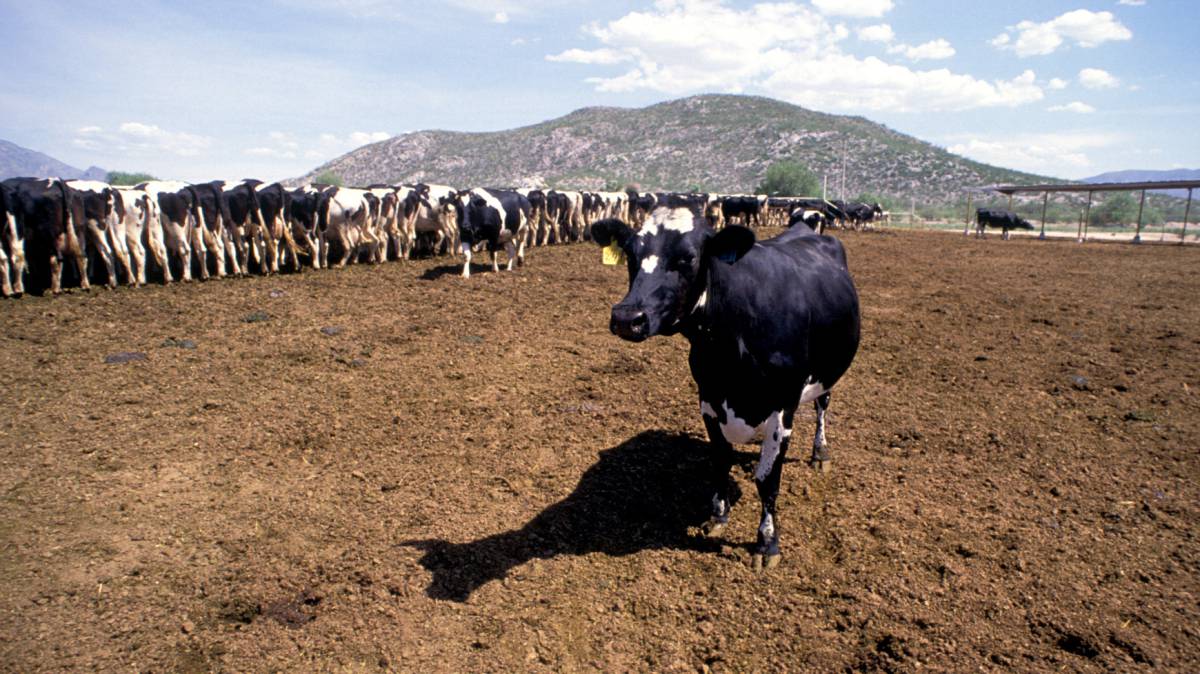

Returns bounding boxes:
[1,229,1197,672]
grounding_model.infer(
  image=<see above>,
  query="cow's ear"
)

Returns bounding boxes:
[704,225,755,264]
[591,218,633,247]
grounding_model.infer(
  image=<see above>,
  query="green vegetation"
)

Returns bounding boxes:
[756,160,820,197]
[106,171,156,186]
[1090,192,1163,227]
[314,170,343,187]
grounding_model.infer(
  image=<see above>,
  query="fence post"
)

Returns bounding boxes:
[1083,192,1093,241]
[1133,189,1146,244]
[1039,192,1048,240]
[1183,188,1193,245]
[964,193,972,236]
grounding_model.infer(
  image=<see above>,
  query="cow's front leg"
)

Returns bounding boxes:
[490,248,499,273]
[810,393,831,472]
[700,409,737,537]
[460,242,472,278]
[752,409,793,571]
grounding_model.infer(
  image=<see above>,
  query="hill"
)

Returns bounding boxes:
[296,94,1053,203]
[1083,168,1200,198]
[0,139,106,181]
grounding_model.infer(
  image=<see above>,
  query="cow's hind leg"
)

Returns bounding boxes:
[752,409,794,571]
[810,393,831,472]
[700,410,738,538]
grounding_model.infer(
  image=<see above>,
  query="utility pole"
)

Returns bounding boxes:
[822,175,827,199]
[840,139,847,200]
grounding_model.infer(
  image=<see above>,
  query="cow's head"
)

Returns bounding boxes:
[593,208,755,342]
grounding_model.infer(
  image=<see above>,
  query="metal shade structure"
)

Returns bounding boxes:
[970,180,1199,244]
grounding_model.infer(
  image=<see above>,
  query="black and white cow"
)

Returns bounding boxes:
[454,188,531,278]
[843,202,884,230]
[976,208,1035,240]
[319,186,376,267]
[3,177,86,294]
[186,181,237,279]
[113,186,162,285]
[65,180,130,288]
[0,180,27,296]
[138,181,195,283]
[288,185,327,268]
[592,207,861,570]
[254,182,305,271]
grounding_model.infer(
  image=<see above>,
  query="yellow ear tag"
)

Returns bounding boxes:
[602,242,626,266]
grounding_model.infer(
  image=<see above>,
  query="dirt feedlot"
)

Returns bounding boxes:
[1,229,1197,672]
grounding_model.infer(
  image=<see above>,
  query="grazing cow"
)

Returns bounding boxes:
[843,202,884,230]
[0,180,27,296]
[319,186,376,267]
[720,195,765,227]
[976,208,1035,240]
[114,187,162,285]
[218,180,270,274]
[254,182,305,271]
[548,190,585,242]
[65,180,131,288]
[454,188,531,278]
[787,207,827,233]
[138,180,196,282]
[288,185,327,268]
[625,190,658,226]
[186,181,238,279]
[3,177,86,294]
[514,188,547,246]
[592,207,860,570]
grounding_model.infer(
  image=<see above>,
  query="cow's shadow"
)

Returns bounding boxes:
[418,262,506,281]
[402,430,755,602]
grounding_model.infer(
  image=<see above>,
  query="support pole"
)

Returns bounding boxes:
[1083,192,1093,241]
[1133,189,1146,244]
[964,193,973,236]
[1039,191,1048,240]
[1182,188,1193,245]
[1007,193,1014,213]
[1076,200,1084,243]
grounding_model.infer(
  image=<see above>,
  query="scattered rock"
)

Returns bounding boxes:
[161,337,197,349]
[1070,375,1090,391]
[319,326,343,336]
[1124,410,1155,422]
[460,334,484,344]
[242,311,270,323]
[974,355,989,362]
[181,620,194,634]
[104,352,147,364]
[351,470,366,481]
[268,289,286,298]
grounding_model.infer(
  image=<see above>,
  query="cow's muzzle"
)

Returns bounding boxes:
[610,304,649,342]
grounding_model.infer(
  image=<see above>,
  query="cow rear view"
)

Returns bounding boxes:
[593,207,861,571]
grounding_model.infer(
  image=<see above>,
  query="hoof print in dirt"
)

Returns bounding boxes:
[104,352,147,364]
[751,553,781,572]
[242,311,270,323]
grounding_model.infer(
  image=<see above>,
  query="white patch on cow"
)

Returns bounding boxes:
[759,512,775,541]
[460,242,472,278]
[800,377,827,403]
[719,401,765,445]
[699,400,716,418]
[753,411,784,481]
[662,211,695,234]
[641,254,659,274]
[712,493,727,517]
[472,188,505,221]
[737,337,748,357]
[813,406,827,451]
[692,290,707,313]
[65,180,110,193]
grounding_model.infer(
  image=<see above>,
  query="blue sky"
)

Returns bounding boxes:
[1,0,1195,183]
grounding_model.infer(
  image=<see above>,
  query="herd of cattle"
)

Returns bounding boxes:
[0,176,890,296]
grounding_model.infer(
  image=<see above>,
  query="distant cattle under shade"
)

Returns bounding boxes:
[976,208,1035,240]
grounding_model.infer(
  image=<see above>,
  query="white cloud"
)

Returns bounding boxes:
[1117,0,1145,5]
[811,0,893,18]
[72,122,214,157]
[947,130,1120,175]
[1047,77,1068,90]
[888,38,955,61]
[349,131,391,145]
[1048,101,1096,113]
[492,11,509,23]
[1079,67,1119,89]
[552,2,1041,112]
[243,131,301,159]
[857,24,894,43]
[546,48,631,65]
[992,10,1132,57]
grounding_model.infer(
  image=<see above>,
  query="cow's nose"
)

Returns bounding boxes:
[610,305,649,341]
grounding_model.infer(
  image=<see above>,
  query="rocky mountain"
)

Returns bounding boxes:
[296,94,1052,203]
[1083,169,1200,198]
[0,139,106,181]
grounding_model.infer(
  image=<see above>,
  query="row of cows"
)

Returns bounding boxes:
[0,176,887,296]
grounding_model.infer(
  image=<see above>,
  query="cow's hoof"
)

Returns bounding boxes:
[751,553,781,572]
[700,519,726,538]
[810,458,831,473]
